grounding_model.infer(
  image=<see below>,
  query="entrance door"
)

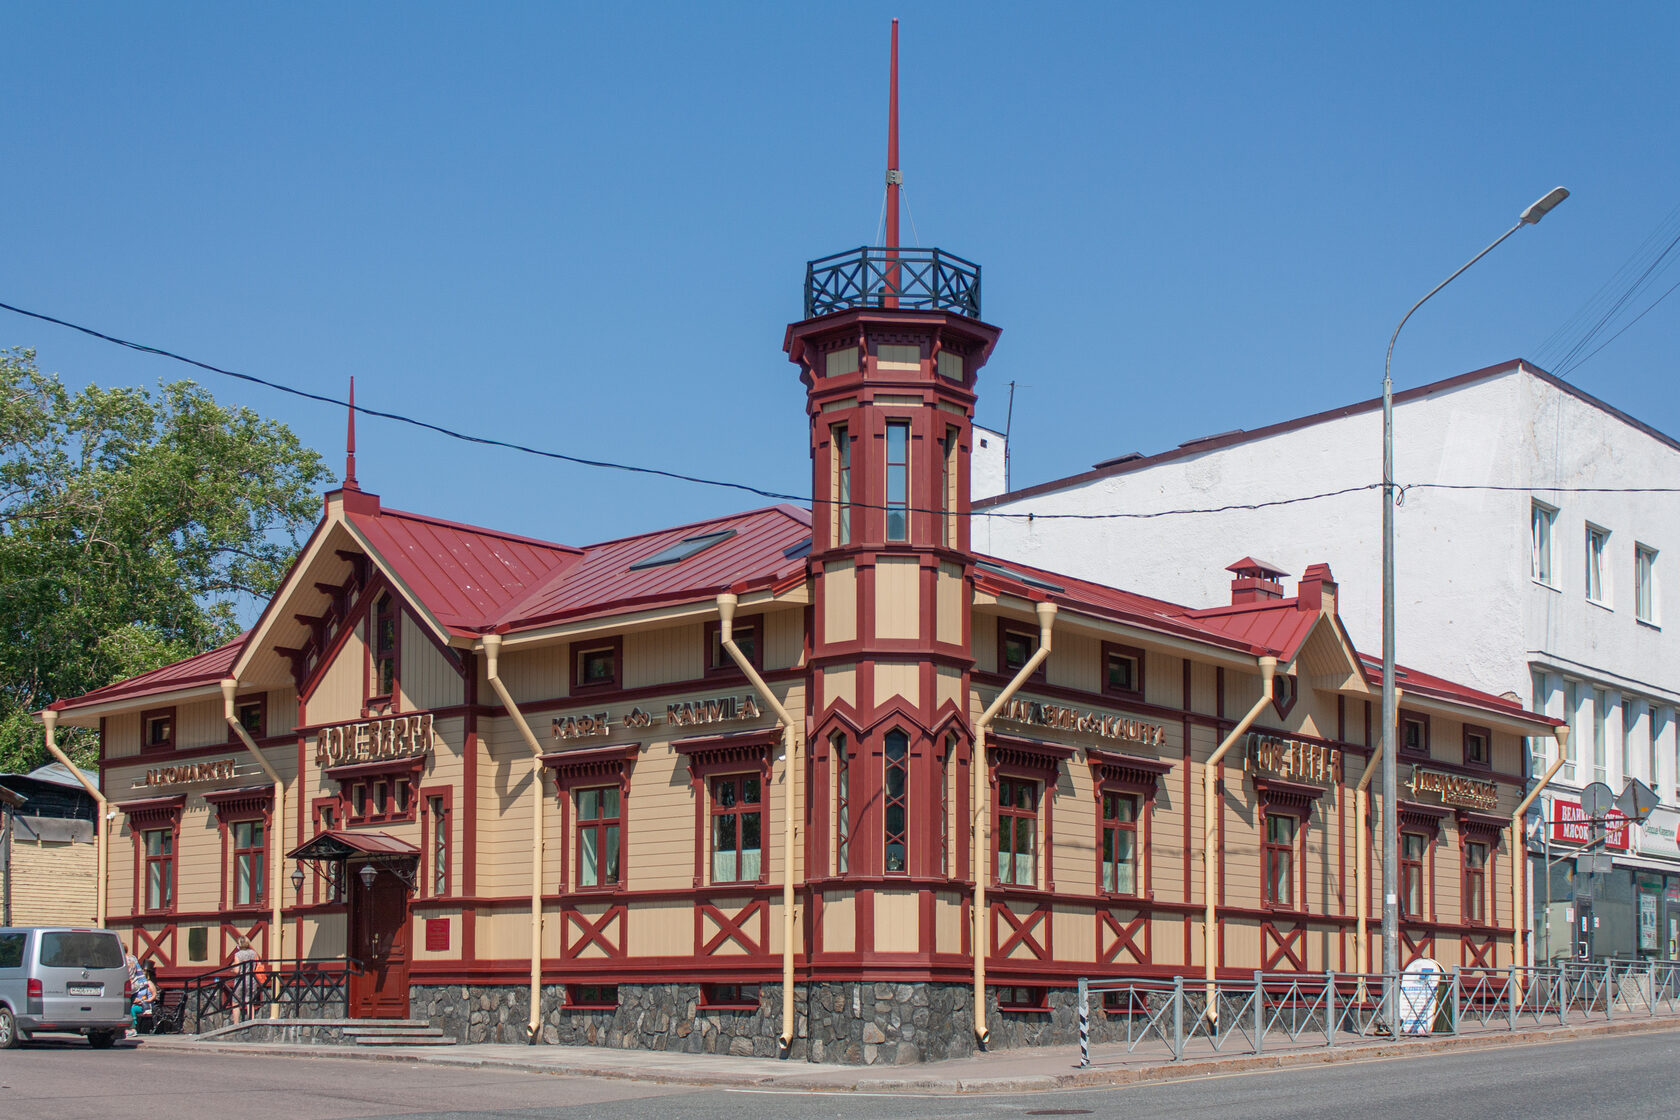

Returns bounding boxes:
[1573,900,1594,960]
[348,864,411,1018]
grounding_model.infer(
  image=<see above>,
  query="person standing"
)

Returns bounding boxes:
[231,936,259,1024]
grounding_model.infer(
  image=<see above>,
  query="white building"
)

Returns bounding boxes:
[976,359,1680,964]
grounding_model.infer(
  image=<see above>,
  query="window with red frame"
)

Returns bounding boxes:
[883,729,910,874]
[701,982,760,1009]
[999,625,1044,680]
[344,773,417,826]
[706,619,759,675]
[1100,791,1140,895]
[230,819,265,908]
[833,733,850,875]
[568,984,618,1009]
[372,592,397,701]
[141,709,175,754]
[940,733,955,876]
[1400,832,1428,919]
[996,776,1038,887]
[1400,712,1430,758]
[1102,643,1144,700]
[711,774,762,883]
[1464,841,1489,924]
[575,786,622,890]
[573,641,619,691]
[228,695,266,741]
[1263,812,1298,907]
[996,985,1047,1011]
[1464,724,1492,769]
[143,829,173,912]
[426,795,449,898]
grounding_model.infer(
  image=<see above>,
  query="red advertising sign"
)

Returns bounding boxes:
[1551,799,1630,850]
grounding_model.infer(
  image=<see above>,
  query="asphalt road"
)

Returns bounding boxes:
[3,1028,1677,1120]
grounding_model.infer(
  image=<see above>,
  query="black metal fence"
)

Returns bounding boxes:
[804,246,982,319]
[174,957,359,1034]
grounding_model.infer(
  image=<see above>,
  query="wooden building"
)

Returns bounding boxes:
[39,37,1563,1064]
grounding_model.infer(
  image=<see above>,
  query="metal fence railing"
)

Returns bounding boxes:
[1075,960,1680,1067]
[176,956,360,1034]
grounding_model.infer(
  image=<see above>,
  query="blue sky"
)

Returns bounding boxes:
[5,2,1677,555]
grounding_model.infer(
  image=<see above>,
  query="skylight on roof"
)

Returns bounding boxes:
[628,529,737,570]
[976,560,1064,593]
[783,537,812,560]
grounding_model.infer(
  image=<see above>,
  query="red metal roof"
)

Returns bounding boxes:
[52,635,246,711]
[495,505,812,632]
[1178,599,1320,663]
[347,505,582,636]
[1355,653,1547,725]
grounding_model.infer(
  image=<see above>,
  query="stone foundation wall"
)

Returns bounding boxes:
[410,981,1136,1064]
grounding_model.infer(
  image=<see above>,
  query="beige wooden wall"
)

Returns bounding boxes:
[10,834,97,926]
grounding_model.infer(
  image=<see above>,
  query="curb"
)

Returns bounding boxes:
[136,1015,1680,1095]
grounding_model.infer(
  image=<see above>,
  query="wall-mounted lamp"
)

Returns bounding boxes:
[359,863,377,889]
[290,865,306,894]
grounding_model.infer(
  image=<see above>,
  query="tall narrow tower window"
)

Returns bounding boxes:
[832,424,851,545]
[885,420,910,541]
[939,426,958,547]
[883,729,909,873]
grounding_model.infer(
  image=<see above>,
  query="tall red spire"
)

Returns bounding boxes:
[344,376,360,491]
[884,18,901,307]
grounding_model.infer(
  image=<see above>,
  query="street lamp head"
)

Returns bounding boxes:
[1520,186,1570,225]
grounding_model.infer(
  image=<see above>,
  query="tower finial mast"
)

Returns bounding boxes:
[344,376,360,491]
[884,18,901,307]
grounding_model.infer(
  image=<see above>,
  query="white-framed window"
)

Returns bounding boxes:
[1622,698,1634,782]
[1563,680,1580,783]
[1586,524,1610,604]
[1531,501,1558,585]
[1635,543,1658,624]
[1593,688,1609,785]
[1530,668,1552,774]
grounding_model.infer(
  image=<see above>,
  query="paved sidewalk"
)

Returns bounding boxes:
[136,1012,1680,1094]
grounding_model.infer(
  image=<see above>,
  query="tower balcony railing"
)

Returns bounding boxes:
[804,246,982,319]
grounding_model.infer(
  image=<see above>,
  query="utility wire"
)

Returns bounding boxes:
[5,299,1677,527]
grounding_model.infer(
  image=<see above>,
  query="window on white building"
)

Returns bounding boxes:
[1531,501,1557,585]
[1530,668,1551,774]
[1593,688,1609,785]
[1635,543,1658,624]
[1563,681,1580,783]
[1586,525,1610,604]
[1622,698,1634,781]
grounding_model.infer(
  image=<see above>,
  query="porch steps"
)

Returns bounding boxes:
[343,1022,457,1046]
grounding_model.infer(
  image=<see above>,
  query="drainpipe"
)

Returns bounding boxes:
[482,633,547,1044]
[40,710,109,929]
[717,593,799,1056]
[971,600,1056,1046]
[1512,725,1570,970]
[221,682,287,969]
[1202,655,1277,1019]
[1352,700,1388,980]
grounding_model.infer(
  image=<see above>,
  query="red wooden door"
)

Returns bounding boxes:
[348,867,411,1018]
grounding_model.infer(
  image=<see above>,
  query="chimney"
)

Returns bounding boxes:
[1297,562,1337,614]
[1227,557,1287,604]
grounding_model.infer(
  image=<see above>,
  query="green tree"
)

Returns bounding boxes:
[1,348,331,772]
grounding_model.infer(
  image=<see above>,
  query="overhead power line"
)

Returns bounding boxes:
[4,299,1677,527]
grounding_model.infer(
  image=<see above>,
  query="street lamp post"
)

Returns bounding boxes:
[1381,186,1568,1031]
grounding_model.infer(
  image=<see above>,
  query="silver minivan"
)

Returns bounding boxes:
[0,927,133,1048]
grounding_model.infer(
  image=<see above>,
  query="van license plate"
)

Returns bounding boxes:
[68,984,102,995]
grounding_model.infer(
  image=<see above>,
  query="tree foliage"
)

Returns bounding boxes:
[1,348,331,772]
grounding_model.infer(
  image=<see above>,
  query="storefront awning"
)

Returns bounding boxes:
[287,828,418,862]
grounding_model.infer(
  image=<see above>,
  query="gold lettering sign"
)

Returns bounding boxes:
[1244,733,1344,784]
[144,758,241,788]
[551,712,612,740]
[313,713,435,767]
[998,698,1167,748]
[1408,766,1498,811]
[548,696,764,740]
